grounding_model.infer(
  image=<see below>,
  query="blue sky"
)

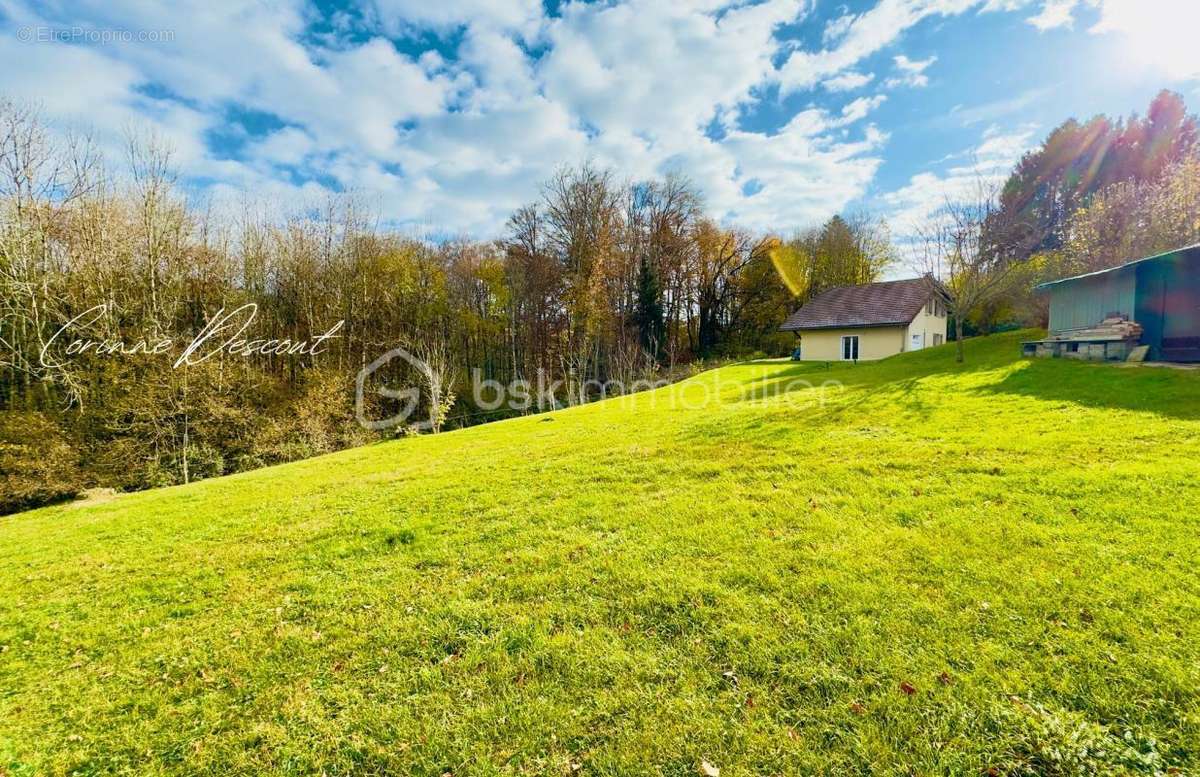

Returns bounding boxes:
[1,0,1197,241]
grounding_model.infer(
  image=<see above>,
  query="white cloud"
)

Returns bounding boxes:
[250,127,318,167]
[0,0,1100,240]
[704,117,889,230]
[950,86,1051,126]
[882,124,1036,236]
[823,70,875,92]
[840,95,888,123]
[0,0,898,236]
[539,0,803,148]
[775,0,1054,95]
[0,0,459,162]
[776,0,983,93]
[980,0,1034,9]
[457,27,539,105]
[0,33,139,128]
[883,53,936,88]
[1026,0,1080,30]
[823,11,857,44]
[367,0,544,38]
[895,54,936,73]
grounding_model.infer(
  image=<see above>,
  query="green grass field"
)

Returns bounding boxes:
[3,331,1199,775]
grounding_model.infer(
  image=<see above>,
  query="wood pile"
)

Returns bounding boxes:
[1023,314,1146,361]
[1050,315,1143,342]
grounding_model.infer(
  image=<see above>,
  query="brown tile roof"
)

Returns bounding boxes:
[780,277,936,331]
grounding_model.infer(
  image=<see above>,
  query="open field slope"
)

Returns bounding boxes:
[3,332,1200,775]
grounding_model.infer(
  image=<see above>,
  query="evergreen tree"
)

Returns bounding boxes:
[993,90,1198,254]
[633,255,665,363]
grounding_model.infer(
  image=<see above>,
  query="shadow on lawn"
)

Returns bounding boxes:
[691,330,1200,439]
[728,345,1000,409]
[975,358,1200,422]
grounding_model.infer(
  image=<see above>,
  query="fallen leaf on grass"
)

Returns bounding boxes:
[849,702,866,715]
[899,681,916,695]
[700,761,720,777]
[937,671,952,686]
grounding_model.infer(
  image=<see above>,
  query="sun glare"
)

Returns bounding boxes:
[1103,0,1200,81]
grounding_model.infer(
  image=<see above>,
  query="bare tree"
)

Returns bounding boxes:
[126,127,186,332]
[0,98,101,406]
[541,162,621,401]
[0,97,100,221]
[691,220,773,358]
[916,177,1036,363]
[410,335,456,434]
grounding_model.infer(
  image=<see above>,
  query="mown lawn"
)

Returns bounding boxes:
[2,331,1199,775]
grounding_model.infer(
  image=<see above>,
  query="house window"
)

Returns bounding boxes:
[841,335,859,360]
[933,333,944,346]
[911,333,924,350]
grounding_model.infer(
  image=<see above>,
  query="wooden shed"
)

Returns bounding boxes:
[1030,244,1200,362]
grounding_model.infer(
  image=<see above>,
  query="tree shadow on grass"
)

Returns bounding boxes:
[731,329,1200,423]
[972,358,1200,422]
[722,345,999,417]
[680,331,1200,448]
[738,352,1200,426]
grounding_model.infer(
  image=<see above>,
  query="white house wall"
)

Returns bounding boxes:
[905,303,949,351]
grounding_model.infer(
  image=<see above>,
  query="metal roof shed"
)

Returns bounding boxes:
[1035,244,1200,362]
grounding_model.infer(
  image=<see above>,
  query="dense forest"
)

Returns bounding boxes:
[0,97,896,511]
[3,89,1200,512]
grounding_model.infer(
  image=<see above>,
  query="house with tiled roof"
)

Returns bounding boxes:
[780,277,948,361]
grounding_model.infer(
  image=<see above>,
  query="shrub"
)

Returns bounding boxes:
[0,412,84,514]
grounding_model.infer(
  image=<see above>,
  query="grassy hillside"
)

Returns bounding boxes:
[2,331,1199,775]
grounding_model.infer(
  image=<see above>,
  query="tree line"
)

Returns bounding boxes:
[7,89,1195,511]
[2,99,898,511]
[911,90,1200,361]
